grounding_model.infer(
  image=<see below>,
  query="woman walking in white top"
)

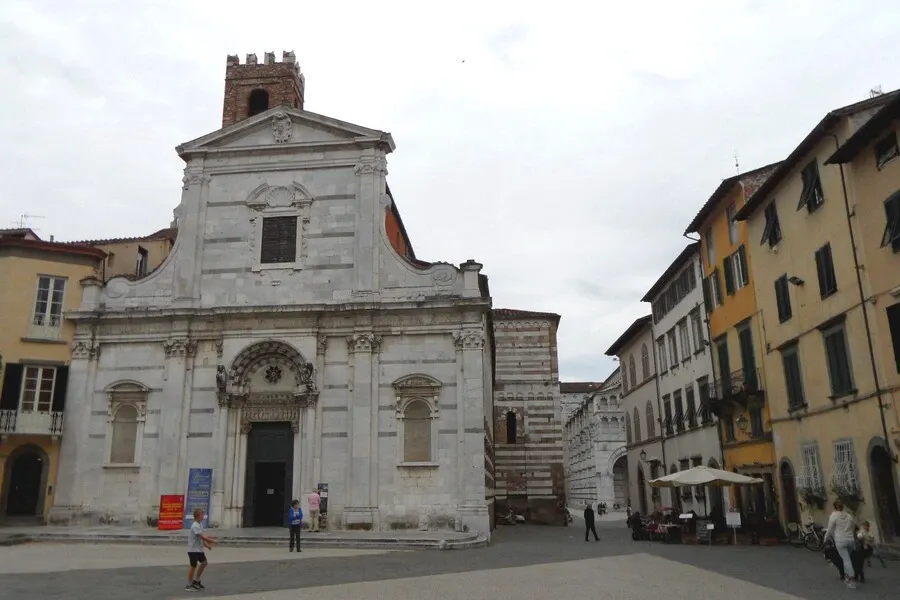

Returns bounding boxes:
[823,499,858,589]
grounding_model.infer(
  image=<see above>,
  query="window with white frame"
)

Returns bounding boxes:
[668,330,679,365]
[798,442,823,490]
[393,374,441,465]
[690,310,705,351]
[105,382,148,466]
[32,276,66,329]
[832,440,859,490]
[19,366,56,412]
[657,337,668,373]
[679,320,691,358]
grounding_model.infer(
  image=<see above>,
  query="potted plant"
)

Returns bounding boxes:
[798,485,827,510]
[830,481,864,513]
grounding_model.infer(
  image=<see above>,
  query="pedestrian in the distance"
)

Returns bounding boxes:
[186,507,216,593]
[583,504,600,542]
[288,500,303,552]
[308,489,321,532]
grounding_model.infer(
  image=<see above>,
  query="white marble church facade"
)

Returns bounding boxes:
[49,52,493,536]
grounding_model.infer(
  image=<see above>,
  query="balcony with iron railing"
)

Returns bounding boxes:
[0,409,64,436]
[701,368,763,416]
[27,313,64,341]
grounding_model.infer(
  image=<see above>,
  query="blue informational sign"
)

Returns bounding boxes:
[183,468,213,529]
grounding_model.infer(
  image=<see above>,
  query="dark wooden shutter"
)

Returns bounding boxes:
[52,366,69,412]
[886,303,900,374]
[815,248,826,297]
[723,257,735,295]
[260,216,298,264]
[0,363,24,411]
[701,276,712,312]
[737,246,749,286]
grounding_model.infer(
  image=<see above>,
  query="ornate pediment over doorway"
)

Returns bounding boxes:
[218,340,318,433]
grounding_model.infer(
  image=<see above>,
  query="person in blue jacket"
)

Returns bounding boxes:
[288,500,303,552]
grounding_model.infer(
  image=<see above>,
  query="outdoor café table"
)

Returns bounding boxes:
[659,523,682,544]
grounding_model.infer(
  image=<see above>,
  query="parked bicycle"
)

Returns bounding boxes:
[798,519,826,551]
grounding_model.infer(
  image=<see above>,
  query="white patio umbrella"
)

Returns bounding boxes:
[648,465,764,488]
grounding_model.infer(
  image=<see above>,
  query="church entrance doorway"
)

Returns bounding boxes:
[4,448,45,517]
[243,422,294,527]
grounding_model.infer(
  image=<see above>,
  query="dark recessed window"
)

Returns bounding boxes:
[749,407,764,437]
[875,132,900,170]
[882,192,900,252]
[761,202,782,247]
[887,302,900,374]
[774,275,792,323]
[814,242,837,298]
[260,216,298,264]
[823,324,854,396]
[797,160,825,213]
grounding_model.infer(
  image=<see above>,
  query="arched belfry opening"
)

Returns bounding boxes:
[247,89,270,117]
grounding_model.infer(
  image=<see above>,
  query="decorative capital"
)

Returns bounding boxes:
[272,111,293,143]
[452,329,484,350]
[354,157,388,177]
[316,334,327,356]
[214,339,224,359]
[163,338,193,358]
[182,170,210,190]
[347,333,382,354]
[72,340,101,361]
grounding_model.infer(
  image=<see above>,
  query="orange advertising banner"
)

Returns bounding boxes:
[159,494,185,531]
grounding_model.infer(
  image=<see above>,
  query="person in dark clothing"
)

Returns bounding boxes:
[583,504,600,541]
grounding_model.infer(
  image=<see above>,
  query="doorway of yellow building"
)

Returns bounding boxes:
[870,444,900,543]
[1,444,50,519]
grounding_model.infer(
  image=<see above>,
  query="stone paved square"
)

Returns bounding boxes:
[1,520,897,599]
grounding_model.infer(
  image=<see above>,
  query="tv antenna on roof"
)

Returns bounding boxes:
[734,150,741,175]
[869,85,883,98]
[14,213,44,230]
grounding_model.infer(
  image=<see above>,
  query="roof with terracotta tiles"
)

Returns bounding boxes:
[560,381,603,394]
[641,242,700,303]
[604,315,652,357]
[736,89,899,221]
[66,227,177,246]
[0,236,107,260]
[683,161,782,234]
[827,91,900,164]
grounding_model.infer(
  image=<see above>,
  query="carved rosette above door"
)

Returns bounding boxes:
[222,340,318,434]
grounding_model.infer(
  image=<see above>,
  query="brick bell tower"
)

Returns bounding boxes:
[221,51,306,128]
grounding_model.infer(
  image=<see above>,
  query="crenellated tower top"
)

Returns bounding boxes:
[222,51,305,128]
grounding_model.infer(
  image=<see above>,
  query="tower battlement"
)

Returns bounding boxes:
[222,51,305,127]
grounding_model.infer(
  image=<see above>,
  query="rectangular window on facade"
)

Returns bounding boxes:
[690,310,705,352]
[875,131,900,170]
[19,366,56,413]
[685,385,697,428]
[823,323,854,396]
[679,320,691,359]
[657,337,668,373]
[710,270,722,306]
[727,204,739,245]
[728,246,749,292]
[833,440,859,490]
[749,407,764,437]
[136,246,149,277]
[882,193,900,252]
[814,243,838,298]
[888,302,900,374]
[673,390,685,432]
[663,396,673,435]
[799,442,824,490]
[781,344,806,410]
[774,274,792,323]
[260,216,298,264]
[761,202,782,247]
[697,376,711,424]
[797,160,825,213]
[668,331,679,366]
[32,276,66,329]
[706,228,715,266]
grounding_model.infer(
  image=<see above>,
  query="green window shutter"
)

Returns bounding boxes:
[702,276,712,311]
[737,245,749,285]
[723,258,735,295]
[0,363,24,411]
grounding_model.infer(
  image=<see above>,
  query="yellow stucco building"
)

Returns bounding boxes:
[72,227,176,280]
[735,90,900,542]
[685,163,781,520]
[0,229,105,522]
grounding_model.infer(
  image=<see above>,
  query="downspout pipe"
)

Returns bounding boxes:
[826,132,895,463]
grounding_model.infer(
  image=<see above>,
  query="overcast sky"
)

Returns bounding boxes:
[1,1,898,382]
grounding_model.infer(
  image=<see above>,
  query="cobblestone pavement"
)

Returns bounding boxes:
[1,518,897,599]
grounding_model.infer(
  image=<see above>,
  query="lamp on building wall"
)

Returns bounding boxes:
[788,276,805,287]
[735,414,749,432]
[640,449,647,462]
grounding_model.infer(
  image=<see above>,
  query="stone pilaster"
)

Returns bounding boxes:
[343,333,381,529]
[352,155,387,293]
[452,328,491,535]
[173,168,211,306]
[157,338,194,495]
